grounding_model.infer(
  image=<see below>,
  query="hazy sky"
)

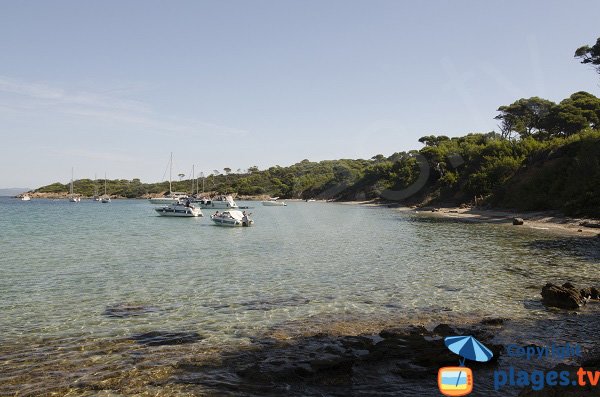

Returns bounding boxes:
[1,1,599,188]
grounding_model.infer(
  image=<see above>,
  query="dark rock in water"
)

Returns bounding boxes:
[103,303,160,318]
[562,282,577,290]
[172,323,503,395]
[591,287,600,300]
[513,217,524,225]
[581,287,592,300]
[480,317,507,326]
[541,283,584,309]
[131,331,203,346]
[432,323,455,336]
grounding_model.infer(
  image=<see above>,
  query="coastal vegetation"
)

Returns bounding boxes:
[35,37,600,217]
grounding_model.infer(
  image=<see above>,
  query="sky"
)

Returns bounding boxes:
[0,1,599,188]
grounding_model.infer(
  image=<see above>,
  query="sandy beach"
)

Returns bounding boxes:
[344,199,600,237]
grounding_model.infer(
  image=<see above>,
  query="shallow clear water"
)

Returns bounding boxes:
[0,197,598,395]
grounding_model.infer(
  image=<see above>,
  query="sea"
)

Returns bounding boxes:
[0,197,598,396]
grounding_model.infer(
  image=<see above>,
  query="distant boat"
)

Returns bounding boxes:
[148,153,188,204]
[68,167,81,202]
[93,174,100,201]
[192,195,239,209]
[210,210,253,227]
[101,173,111,203]
[155,201,202,217]
[262,197,286,206]
[21,194,31,201]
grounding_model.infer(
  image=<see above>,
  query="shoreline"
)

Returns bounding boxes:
[339,199,600,237]
[411,206,600,237]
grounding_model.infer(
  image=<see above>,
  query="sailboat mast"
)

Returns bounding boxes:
[104,172,107,195]
[191,164,195,195]
[169,152,173,194]
[70,167,74,195]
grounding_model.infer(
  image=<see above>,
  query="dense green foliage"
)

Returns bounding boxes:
[36,37,600,217]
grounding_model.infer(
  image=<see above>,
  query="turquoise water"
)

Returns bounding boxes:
[0,197,598,395]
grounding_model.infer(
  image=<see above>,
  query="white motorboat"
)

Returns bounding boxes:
[192,195,238,209]
[210,210,253,227]
[262,197,286,206]
[21,194,31,201]
[155,201,203,217]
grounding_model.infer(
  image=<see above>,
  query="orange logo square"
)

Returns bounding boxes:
[438,366,473,396]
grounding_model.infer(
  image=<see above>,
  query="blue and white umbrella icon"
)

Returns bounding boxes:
[444,335,493,364]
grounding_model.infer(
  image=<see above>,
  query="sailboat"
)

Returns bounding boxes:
[149,153,188,204]
[68,167,81,202]
[93,174,100,201]
[101,173,111,203]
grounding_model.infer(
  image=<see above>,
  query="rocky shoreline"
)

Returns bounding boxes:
[400,205,600,238]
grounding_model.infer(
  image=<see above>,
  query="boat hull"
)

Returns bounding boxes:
[195,202,238,209]
[210,217,253,227]
[262,201,286,206]
[155,205,202,217]
[149,197,182,205]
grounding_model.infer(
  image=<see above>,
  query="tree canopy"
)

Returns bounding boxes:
[575,37,600,75]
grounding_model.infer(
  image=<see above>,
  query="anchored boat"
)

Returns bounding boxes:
[192,195,238,209]
[262,197,286,206]
[210,210,253,227]
[155,201,203,217]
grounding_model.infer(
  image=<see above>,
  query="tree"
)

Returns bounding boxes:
[178,173,185,181]
[544,92,600,136]
[418,135,450,146]
[224,167,231,174]
[248,166,259,173]
[575,37,600,75]
[494,97,555,139]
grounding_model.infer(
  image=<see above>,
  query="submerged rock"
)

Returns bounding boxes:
[103,303,159,318]
[513,217,524,225]
[131,331,203,346]
[541,283,584,309]
[170,322,503,396]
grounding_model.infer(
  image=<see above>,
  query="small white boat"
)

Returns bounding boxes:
[100,173,111,203]
[262,197,287,206]
[193,195,238,209]
[68,167,80,202]
[155,201,202,217]
[21,194,31,201]
[210,210,253,227]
